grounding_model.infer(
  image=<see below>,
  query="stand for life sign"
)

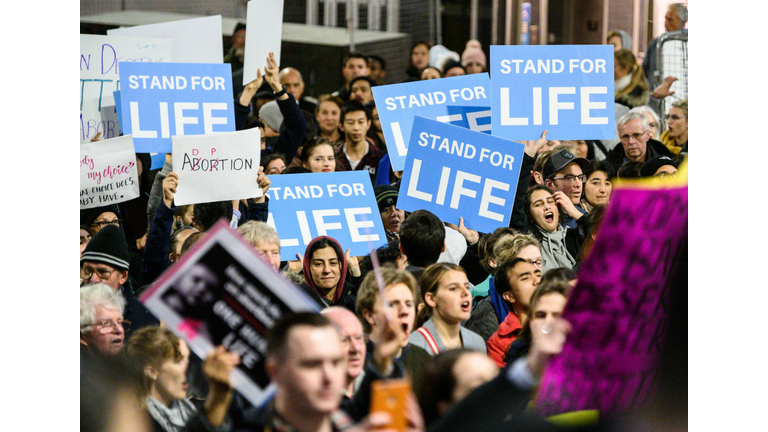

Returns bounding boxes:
[490,45,615,141]
[264,171,388,261]
[396,116,525,233]
[372,73,491,172]
[119,62,236,154]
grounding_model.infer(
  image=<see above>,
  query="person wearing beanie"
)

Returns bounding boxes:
[81,225,159,338]
[374,185,405,243]
[258,100,284,136]
[80,204,121,234]
[640,155,678,178]
[461,47,487,74]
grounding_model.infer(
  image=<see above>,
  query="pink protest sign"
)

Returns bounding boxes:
[534,182,688,418]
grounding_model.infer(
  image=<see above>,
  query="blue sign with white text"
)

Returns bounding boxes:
[265,171,388,261]
[372,73,491,172]
[490,45,615,141]
[397,116,525,233]
[119,62,235,153]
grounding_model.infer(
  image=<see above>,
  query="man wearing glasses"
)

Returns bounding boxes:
[81,225,159,338]
[80,283,129,357]
[541,149,590,230]
[607,112,675,174]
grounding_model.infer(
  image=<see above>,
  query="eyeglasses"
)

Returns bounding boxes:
[81,266,116,280]
[90,219,121,229]
[82,319,131,334]
[525,258,546,269]
[665,114,686,121]
[551,174,586,184]
[619,132,648,143]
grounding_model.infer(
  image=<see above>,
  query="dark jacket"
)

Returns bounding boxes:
[605,138,675,173]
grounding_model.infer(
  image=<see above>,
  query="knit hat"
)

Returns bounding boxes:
[542,149,590,181]
[259,100,283,132]
[374,185,398,214]
[80,205,120,227]
[461,47,487,69]
[641,156,677,177]
[80,225,131,271]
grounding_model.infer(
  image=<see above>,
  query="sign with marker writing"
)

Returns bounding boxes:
[372,73,491,172]
[140,220,320,408]
[265,171,388,261]
[108,15,224,64]
[80,135,140,209]
[172,127,262,206]
[80,34,172,143]
[119,62,236,153]
[396,116,524,233]
[490,45,615,140]
[242,0,284,85]
[535,171,688,417]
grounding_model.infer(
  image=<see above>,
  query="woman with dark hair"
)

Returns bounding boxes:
[260,152,288,175]
[125,326,240,432]
[299,236,360,311]
[524,185,581,273]
[299,137,336,173]
[580,160,615,212]
[409,263,485,355]
[404,41,431,82]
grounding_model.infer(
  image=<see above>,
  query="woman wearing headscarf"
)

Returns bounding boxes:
[299,236,360,312]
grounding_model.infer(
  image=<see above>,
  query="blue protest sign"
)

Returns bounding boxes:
[265,171,388,261]
[397,116,525,233]
[490,45,615,141]
[119,62,236,153]
[372,73,491,172]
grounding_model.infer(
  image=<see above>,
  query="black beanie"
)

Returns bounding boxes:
[80,205,120,227]
[80,225,131,271]
[374,185,399,214]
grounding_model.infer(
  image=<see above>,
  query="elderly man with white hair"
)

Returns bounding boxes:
[80,283,128,358]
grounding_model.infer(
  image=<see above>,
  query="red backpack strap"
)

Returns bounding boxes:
[416,327,440,355]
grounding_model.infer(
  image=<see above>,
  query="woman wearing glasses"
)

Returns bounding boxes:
[660,99,688,155]
[126,326,240,432]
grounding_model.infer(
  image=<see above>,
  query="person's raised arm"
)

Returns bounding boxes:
[264,52,306,160]
[509,130,548,231]
[202,346,241,427]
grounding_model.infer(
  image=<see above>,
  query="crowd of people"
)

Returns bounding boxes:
[81,4,688,431]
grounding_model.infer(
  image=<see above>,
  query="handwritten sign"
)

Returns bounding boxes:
[172,128,262,206]
[80,135,140,209]
[107,15,224,64]
[139,220,320,408]
[396,116,524,233]
[535,170,688,417]
[119,62,236,153]
[490,45,615,140]
[242,0,284,85]
[80,34,172,143]
[265,171,388,261]
[371,73,491,172]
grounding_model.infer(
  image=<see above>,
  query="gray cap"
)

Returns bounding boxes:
[259,101,283,132]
